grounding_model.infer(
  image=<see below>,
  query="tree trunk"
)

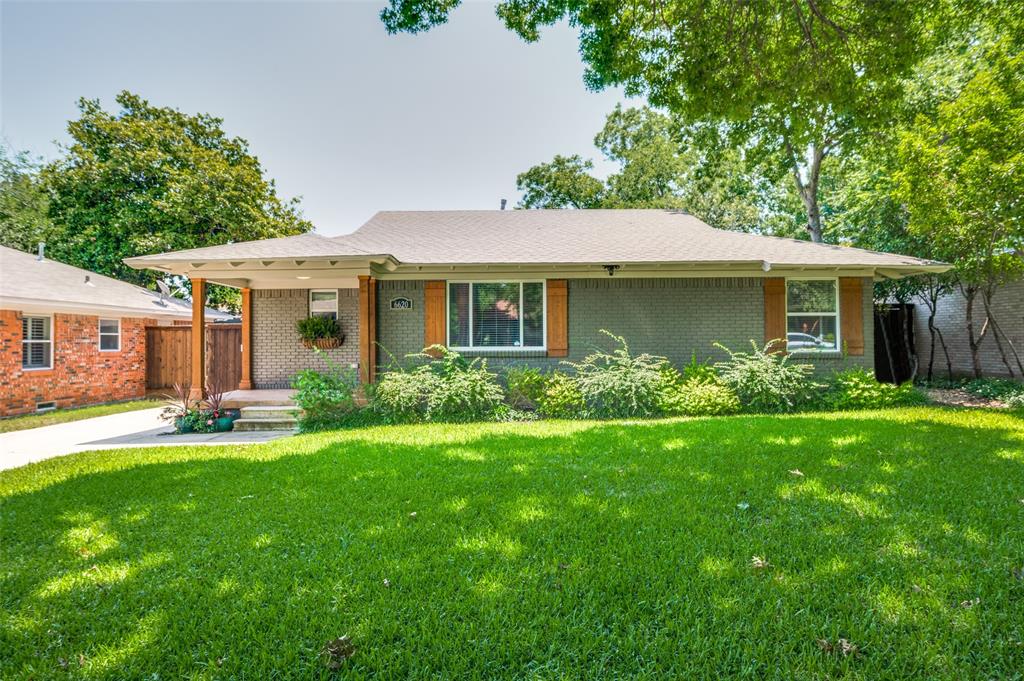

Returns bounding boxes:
[990,314,1024,375]
[935,325,954,381]
[785,139,825,243]
[899,304,918,383]
[981,291,1018,377]
[963,286,987,379]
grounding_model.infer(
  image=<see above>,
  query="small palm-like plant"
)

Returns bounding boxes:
[161,382,194,422]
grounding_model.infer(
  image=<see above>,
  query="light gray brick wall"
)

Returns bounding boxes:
[373,276,875,375]
[252,288,360,388]
[913,280,1024,378]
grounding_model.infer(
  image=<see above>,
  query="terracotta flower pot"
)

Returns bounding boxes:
[302,335,344,350]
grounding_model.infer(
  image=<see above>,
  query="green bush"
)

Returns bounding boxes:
[661,380,741,416]
[295,315,342,341]
[504,366,550,409]
[963,378,1024,401]
[713,340,814,413]
[374,346,504,423]
[680,352,719,385]
[291,359,360,432]
[535,372,586,419]
[1006,392,1024,410]
[564,331,670,419]
[819,369,926,411]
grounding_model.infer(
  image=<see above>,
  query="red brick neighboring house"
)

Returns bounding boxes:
[0,245,225,417]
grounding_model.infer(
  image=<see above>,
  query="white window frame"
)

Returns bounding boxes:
[785,277,841,354]
[22,314,53,370]
[98,318,121,352]
[447,280,547,352]
[309,289,338,318]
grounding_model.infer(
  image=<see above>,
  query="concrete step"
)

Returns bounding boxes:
[239,405,301,420]
[233,417,298,432]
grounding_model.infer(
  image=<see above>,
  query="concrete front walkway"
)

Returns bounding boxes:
[0,407,292,472]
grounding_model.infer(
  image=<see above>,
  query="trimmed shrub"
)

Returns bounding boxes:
[714,340,814,413]
[291,359,360,432]
[374,346,504,423]
[819,369,927,411]
[661,380,741,417]
[536,372,585,419]
[564,331,670,419]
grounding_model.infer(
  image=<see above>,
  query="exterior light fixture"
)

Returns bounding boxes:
[602,264,621,277]
[296,275,311,280]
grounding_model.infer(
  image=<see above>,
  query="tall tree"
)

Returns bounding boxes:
[517,106,801,236]
[43,91,312,311]
[893,38,1024,378]
[383,0,940,242]
[0,145,54,253]
[516,154,605,209]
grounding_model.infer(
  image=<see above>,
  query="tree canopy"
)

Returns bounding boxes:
[516,105,802,236]
[40,91,312,310]
[0,146,53,253]
[383,0,943,241]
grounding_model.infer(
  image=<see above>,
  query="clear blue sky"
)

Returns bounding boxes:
[1,1,633,235]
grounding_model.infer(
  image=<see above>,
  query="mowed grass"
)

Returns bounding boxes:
[0,400,161,433]
[1,408,1023,679]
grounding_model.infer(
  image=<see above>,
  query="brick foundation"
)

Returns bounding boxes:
[0,310,152,417]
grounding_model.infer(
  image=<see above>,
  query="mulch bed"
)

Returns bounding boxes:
[925,388,1007,409]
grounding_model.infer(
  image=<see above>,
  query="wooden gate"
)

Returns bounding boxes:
[146,324,242,391]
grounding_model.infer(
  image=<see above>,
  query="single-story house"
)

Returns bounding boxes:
[0,245,229,416]
[125,209,949,393]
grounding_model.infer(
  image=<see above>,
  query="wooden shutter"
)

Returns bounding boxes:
[546,279,568,357]
[764,277,787,353]
[839,277,865,356]
[424,281,446,355]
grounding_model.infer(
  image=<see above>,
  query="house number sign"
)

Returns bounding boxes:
[390,297,413,310]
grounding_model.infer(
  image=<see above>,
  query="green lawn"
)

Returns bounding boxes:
[0,400,161,433]
[1,408,1022,679]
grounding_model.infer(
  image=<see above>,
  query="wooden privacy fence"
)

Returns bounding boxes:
[146,324,242,392]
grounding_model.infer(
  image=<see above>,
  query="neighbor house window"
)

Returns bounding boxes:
[309,290,338,319]
[448,281,545,350]
[99,319,121,351]
[786,278,839,352]
[22,316,52,369]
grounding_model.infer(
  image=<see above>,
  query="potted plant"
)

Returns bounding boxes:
[161,382,197,433]
[297,316,344,350]
[204,381,235,432]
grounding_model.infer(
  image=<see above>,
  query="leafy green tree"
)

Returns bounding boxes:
[383,0,941,242]
[893,39,1024,378]
[42,91,312,311]
[517,106,799,235]
[516,155,604,209]
[833,150,957,381]
[0,145,54,253]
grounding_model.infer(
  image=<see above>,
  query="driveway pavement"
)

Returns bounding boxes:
[0,408,291,472]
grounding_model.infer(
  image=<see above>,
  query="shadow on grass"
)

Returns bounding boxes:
[1,409,1023,679]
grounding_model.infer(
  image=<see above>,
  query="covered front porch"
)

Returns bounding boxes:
[183,274,379,401]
